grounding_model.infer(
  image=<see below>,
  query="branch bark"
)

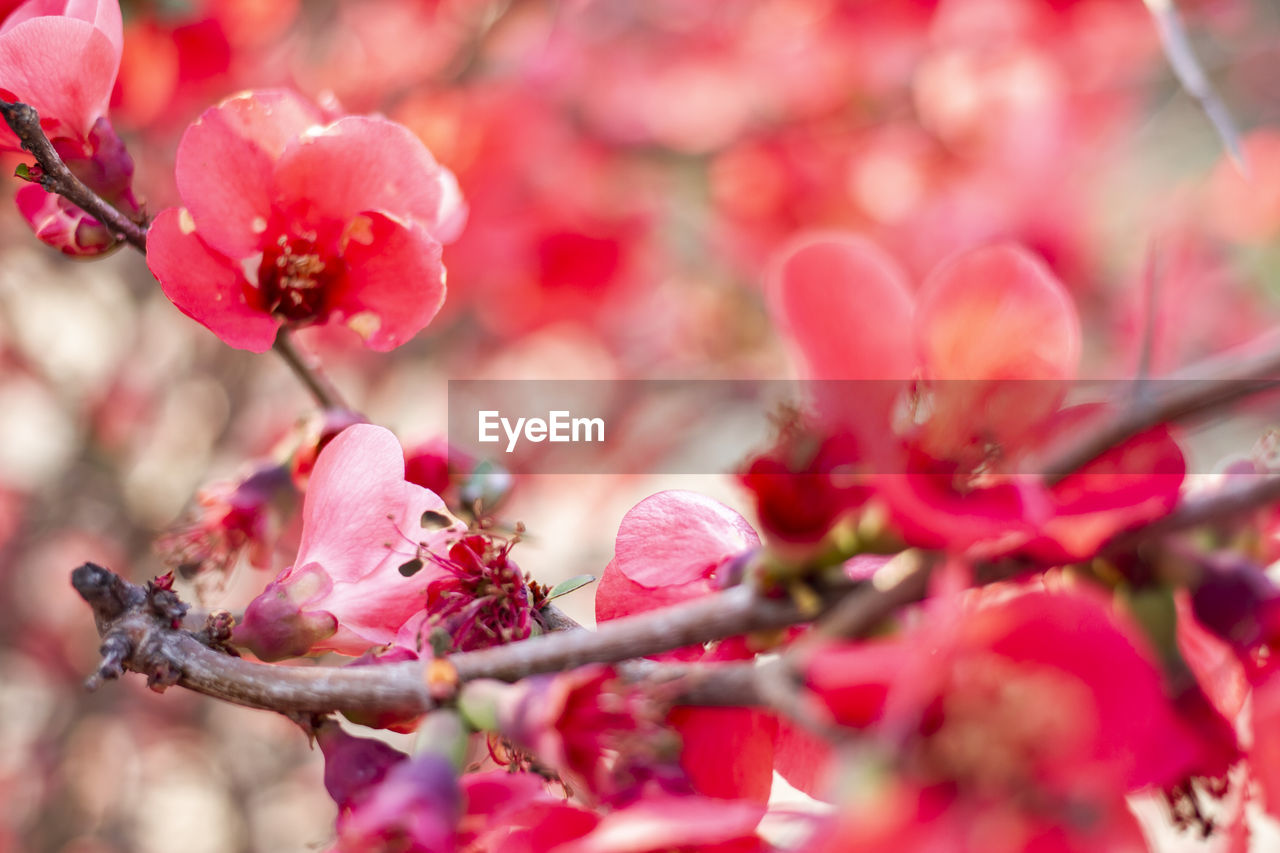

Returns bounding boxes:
[1041,337,1280,481]
[70,465,1280,719]
[271,327,353,412]
[0,101,149,253]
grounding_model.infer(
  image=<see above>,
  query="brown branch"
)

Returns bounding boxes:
[1041,338,1280,481]
[1111,474,1280,546]
[72,561,864,716]
[0,101,148,252]
[70,462,1280,720]
[271,326,352,412]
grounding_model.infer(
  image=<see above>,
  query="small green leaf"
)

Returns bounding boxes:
[13,163,33,181]
[545,574,596,601]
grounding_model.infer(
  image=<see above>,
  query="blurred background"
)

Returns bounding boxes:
[3,0,1280,849]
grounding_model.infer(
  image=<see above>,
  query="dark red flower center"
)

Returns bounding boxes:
[258,232,342,322]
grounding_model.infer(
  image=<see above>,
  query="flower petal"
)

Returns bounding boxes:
[296,424,461,586]
[668,706,775,804]
[915,242,1079,382]
[0,17,119,145]
[146,207,279,352]
[273,115,448,233]
[327,211,445,351]
[176,89,324,259]
[614,490,759,589]
[767,233,915,444]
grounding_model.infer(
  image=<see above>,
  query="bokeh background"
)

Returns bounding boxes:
[3,0,1280,850]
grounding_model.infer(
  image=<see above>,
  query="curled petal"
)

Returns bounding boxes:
[296,424,462,586]
[15,183,115,256]
[146,207,279,352]
[614,490,759,589]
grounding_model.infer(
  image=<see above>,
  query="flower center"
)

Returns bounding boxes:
[258,232,339,322]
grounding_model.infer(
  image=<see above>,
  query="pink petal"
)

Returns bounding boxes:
[296,424,461,586]
[176,89,324,259]
[273,115,447,233]
[1035,424,1185,562]
[614,490,759,589]
[915,242,1079,382]
[327,212,445,351]
[146,207,279,353]
[2,0,122,52]
[432,165,469,244]
[0,17,119,145]
[668,706,775,804]
[1252,675,1280,819]
[766,234,915,442]
[594,561,708,661]
[914,243,1080,458]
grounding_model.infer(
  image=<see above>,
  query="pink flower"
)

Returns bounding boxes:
[146,89,467,353]
[0,0,122,148]
[234,423,466,660]
[596,491,803,805]
[154,460,296,578]
[0,0,143,255]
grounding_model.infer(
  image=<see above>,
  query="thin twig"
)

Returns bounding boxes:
[71,456,1280,720]
[1041,338,1280,481]
[72,561,860,715]
[1143,0,1245,172]
[1111,474,1280,546]
[271,327,352,411]
[0,101,148,252]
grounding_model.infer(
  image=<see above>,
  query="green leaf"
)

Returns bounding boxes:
[544,574,596,601]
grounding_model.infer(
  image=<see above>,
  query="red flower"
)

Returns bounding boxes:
[758,234,1184,559]
[234,424,466,660]
[146,89,466,352]
[799,587,1221,850]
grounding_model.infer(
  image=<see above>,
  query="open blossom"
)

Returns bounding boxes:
[798,586,1228,851]
[0,0,143,254]
[755,235,1185,560]
[234,423,466,660]
[147,88,467,352]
